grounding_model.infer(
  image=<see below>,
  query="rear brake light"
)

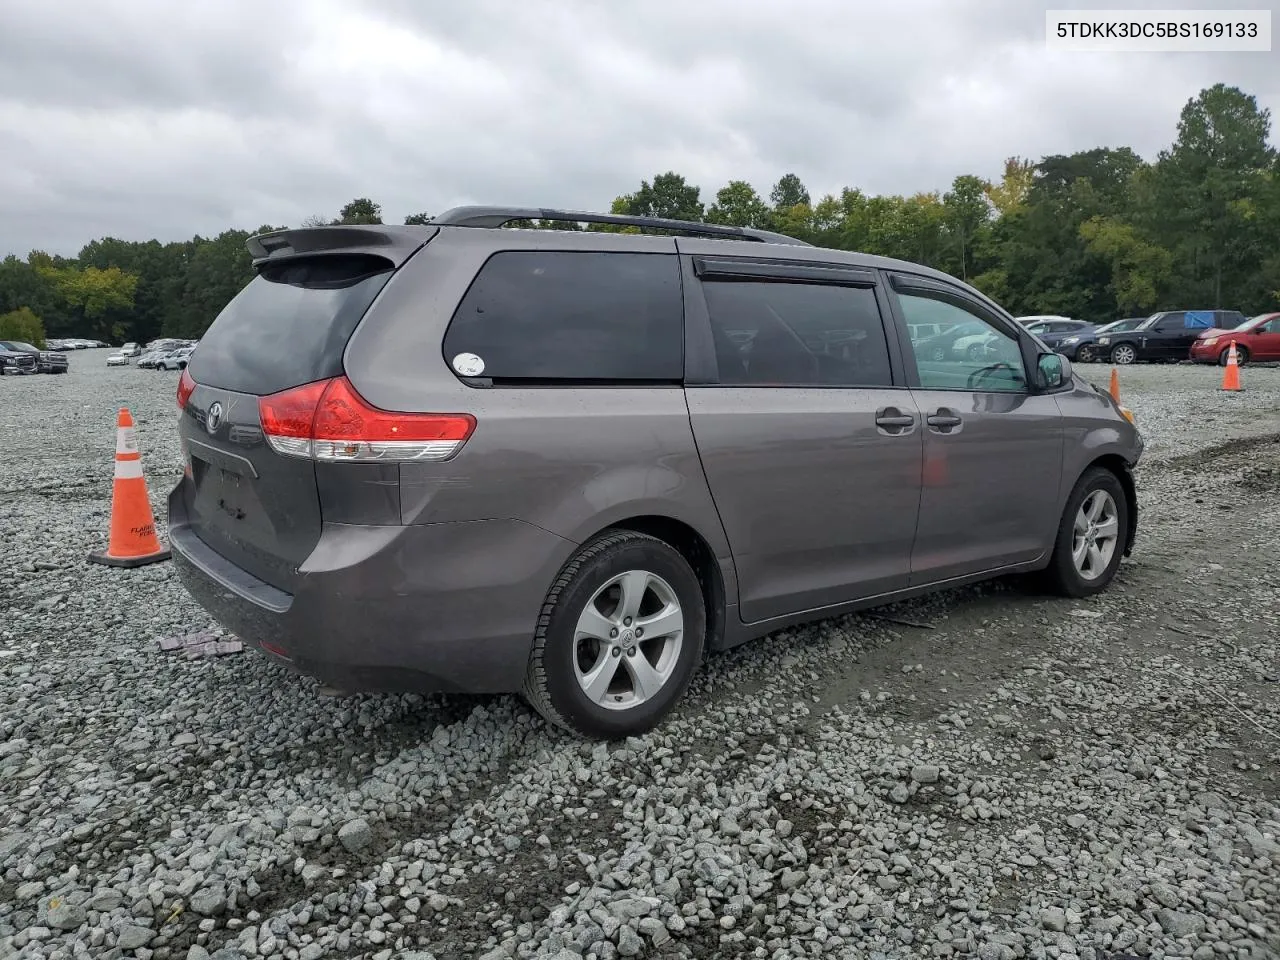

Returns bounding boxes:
[177,368,196,409]
[258,377,475,463]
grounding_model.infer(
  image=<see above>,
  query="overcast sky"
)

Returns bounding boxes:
[1,0,1276,257]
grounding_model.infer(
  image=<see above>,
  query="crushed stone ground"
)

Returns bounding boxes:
[1,356,1277,960]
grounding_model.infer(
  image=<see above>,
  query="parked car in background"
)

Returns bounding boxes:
[1022,318,1095,352]
[157,346,195,370]
[120,342,141,358]
[1188,312,1280,366]
[137,350,169,368]
[106,352,129,366]
[168,205,1143,739]
[0,340,69,374]
[913,320,989,361]
[1095,309,1248,364]
[0,343,38,375]
[1058,318,1146,362]
[1015,314,1074,327]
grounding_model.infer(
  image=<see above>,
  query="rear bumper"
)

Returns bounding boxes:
[168,485,575,694]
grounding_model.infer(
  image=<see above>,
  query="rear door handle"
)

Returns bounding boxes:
[927,409,963,433]
[875,407,916,436]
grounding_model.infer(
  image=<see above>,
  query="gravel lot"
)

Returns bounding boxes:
[1,354,1278,960]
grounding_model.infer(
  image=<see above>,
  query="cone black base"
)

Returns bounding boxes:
[88,548,172,568]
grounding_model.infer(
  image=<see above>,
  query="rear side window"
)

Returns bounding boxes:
[190,254,393,396]
[443,251,683,383]
[701,281,892,387]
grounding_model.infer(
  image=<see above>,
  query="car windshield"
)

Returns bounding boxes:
[1235,315,1270,330]
[5,341,37,351]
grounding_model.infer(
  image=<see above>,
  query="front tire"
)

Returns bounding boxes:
[1040,467,1128,598]
[1219,346,1248,366]
[523,531,705,739]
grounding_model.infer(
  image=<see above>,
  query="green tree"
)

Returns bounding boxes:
[0,306,46,347]
[1147,84,1276,307]
[0,256,60,327]
[403,212,433,225]
[706,180,771,228]
[942,175,992,281]
[985,157,1035,216]
[336,198,383,225]
[1078,216,1173,314]
[613,172,705,223]
[172,230,255,337]
[770,173,811,211]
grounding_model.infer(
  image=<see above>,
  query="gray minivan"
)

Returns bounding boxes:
[168,207,1143,739]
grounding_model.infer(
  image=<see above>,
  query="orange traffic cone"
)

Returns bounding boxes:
[1108,368,1121,404]
[1220,342,1243,392]
[88,408,171,568]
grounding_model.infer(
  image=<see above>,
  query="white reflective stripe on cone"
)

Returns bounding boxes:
[117,427,139,456]
[114,457,144,480]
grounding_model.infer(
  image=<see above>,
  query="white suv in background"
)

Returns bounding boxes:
[158,346,195,370]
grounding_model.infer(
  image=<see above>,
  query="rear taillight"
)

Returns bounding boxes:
[177,368,196,409]
[258,376,475,463]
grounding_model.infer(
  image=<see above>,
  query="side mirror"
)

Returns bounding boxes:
[1036,352,1069,390]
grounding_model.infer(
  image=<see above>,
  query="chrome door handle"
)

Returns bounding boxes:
[927,409,963,433]
[874,407,916,435]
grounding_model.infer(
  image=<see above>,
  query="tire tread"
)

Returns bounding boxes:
[522,530,673,734]
[1040,466,1128,598]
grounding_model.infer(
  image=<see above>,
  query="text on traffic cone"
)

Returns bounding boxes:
[1220,341,1243,392]
[88,408,172,568]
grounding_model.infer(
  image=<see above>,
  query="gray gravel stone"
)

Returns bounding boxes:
[116,924,153,950]
[337,817,373,853]
[1158,908,1207,938]
[911,764,940,784]
[190,885,227,917]
[46,900,86,931]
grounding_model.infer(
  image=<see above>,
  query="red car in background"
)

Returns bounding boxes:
[1189,312,1280,365]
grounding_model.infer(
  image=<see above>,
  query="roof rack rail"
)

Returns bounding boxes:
[429,206,812,247]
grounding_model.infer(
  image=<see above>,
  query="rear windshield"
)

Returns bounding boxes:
[189,254,393,396]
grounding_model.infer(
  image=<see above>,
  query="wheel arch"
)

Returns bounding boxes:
[586,515,729,654]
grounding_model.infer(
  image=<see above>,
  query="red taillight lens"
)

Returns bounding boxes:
[258,379,328,458]
[177,368,196,409]
[257,376,475,463]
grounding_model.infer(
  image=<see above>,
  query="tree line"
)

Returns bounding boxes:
[1,83,1276,349]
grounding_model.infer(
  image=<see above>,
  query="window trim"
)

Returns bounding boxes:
[693,256,878,288]
[883,270,1046,395]
[440,248,686,388]
[681,255,908,389]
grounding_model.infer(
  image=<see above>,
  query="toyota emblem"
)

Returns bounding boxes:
[206,401,223,434]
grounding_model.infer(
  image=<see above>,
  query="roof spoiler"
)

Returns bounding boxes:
[246,224,437,268]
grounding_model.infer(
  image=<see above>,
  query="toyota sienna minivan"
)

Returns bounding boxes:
[169,206,1143,739]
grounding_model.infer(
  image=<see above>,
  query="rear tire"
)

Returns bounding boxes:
[1040,467,1129,598]
[523,531,705,739]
